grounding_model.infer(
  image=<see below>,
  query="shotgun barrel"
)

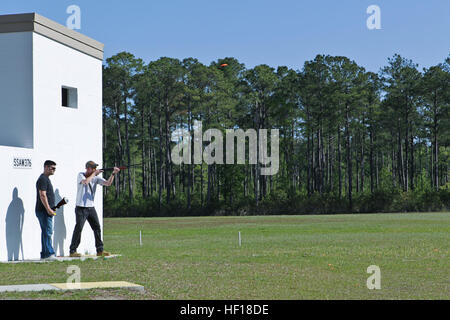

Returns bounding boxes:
[100,164,141,171]
[101,166,127,171]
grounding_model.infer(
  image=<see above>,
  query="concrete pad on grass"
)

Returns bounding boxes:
[51,281,145,292]
[0,254,121,264]
[0,284,60,293]
[0,281,144,293]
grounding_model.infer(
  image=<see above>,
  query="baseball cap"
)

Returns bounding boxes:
[85,161,99,169]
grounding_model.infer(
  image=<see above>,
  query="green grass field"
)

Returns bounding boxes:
[0,212,449,300]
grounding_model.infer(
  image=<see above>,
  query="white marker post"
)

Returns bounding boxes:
[238,231,241,247]
[139,230,142,247]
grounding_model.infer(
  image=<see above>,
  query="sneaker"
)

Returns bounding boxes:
[97,251,111,257]
[45,254,58,261]
[70,252,82,257]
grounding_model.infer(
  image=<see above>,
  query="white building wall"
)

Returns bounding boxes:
[0,145,37,261]
[0,31,35,262]
[0,31,103,261]
[0,32,33,148]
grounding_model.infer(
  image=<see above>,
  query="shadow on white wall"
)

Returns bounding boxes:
[5,187,24,261]
[53,188,67,257]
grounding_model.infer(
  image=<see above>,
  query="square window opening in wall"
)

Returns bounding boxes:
[62,86,78,108]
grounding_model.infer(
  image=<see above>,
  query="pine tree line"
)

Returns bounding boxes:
[102,53,449,216]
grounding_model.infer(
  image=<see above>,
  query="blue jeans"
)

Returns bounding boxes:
[35,210,55,259]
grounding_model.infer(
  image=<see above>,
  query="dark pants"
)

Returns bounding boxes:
[69,206,103,254]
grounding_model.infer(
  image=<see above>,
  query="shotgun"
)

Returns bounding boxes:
[100,164,142,171]
[52,197,69,210]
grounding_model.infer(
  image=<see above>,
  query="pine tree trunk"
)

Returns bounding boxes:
[114,101,124,198]
[345,104,352,211]
[434,98,439,190]
[141,103,147,198]
[338,126,342,198]
[410,125,414,190]
[307,128,311,196]
[158,103,163,209]
[187,101,192,210]
[360,130,365,193]
[124,97,133,200]
[370,127,374,193]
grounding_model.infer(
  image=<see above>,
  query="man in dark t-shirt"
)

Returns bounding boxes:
[36,174,55,213]
[35,160,57,260]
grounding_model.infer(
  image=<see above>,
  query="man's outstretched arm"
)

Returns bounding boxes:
[103,167,120,187]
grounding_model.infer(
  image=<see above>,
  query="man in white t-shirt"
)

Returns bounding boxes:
[69,161,120,257]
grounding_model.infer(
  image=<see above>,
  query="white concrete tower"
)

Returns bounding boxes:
[0,13,104,261]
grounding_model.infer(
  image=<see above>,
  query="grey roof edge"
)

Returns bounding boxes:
[0,13,104,60]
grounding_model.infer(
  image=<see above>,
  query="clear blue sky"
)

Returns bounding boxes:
[1,0,449,72]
